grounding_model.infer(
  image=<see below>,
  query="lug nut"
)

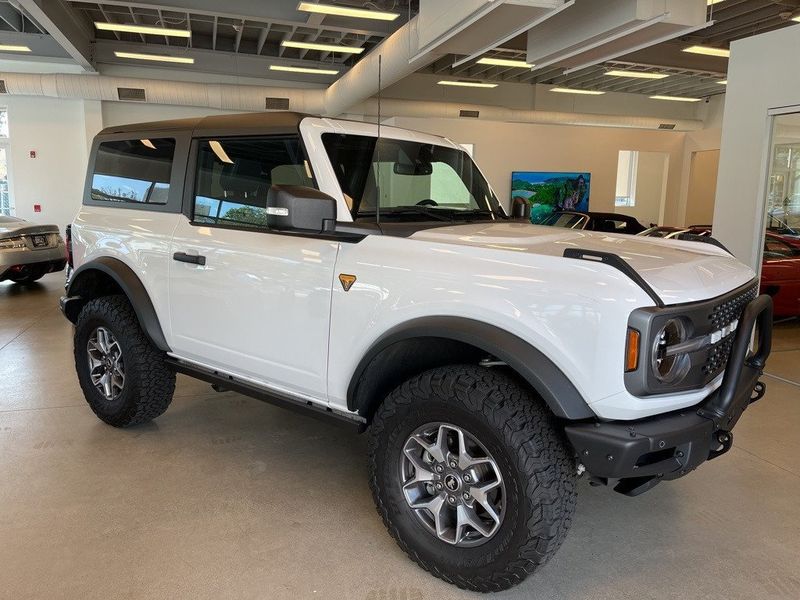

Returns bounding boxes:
[435,482,443,491]
[463,474,471,483]
[447,495,456,504]
[449,460,457,468]
[435,464,444,473]
[462,492,470,501]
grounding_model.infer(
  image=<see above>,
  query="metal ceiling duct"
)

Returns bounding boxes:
[0,71,703,131]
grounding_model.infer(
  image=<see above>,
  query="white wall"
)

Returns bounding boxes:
[714,24,800,269]
[5,96,92,229]
[390,115,687,221]
[685,149,719,226]
[628,151,669,226]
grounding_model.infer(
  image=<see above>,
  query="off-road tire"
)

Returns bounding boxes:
[74,295,175,427]
[368,365,576,593]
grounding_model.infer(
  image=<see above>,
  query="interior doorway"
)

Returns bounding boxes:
[614,150,669,227]
[685,149,720,227]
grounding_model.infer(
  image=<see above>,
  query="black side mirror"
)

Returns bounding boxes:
[266,185,337,234]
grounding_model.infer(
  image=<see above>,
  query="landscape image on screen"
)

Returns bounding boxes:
[511,171,591,224]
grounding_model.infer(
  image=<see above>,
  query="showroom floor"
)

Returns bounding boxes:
[1,274,799,600]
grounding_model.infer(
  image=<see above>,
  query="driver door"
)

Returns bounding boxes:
[168,135,338,401]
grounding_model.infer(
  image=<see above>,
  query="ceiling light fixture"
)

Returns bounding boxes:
[95,22,191,38]
[297,2,399,21]
[114,51,194,64]
[437,80,497,88]
[605,69,669,79]
[707,0,725,5]
[792,16,800,22]
[683,45,730,57]
[717,79,727,84]
[650,95,702,102]
[476,57,532,68]
[550,87,605,95]
[281,40,364,54]
[0,44,31,52]
[269,64,339,75]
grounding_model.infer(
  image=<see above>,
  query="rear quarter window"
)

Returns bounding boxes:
[91,138,176,205]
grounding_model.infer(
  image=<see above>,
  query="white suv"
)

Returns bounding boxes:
[60,112,773,592]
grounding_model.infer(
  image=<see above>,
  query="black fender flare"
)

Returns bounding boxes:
[65,256,170,352]
[347,316,595,420]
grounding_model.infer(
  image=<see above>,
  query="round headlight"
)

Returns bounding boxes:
[651,318,690,383]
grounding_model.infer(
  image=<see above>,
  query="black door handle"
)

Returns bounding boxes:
[173,251,206,266]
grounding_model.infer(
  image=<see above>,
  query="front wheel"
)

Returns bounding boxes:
[368,366,576,593]
[74,295,175,427]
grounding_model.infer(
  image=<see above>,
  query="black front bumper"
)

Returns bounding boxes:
[565,294,773,496]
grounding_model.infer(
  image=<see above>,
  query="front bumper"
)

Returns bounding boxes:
[565,294,773,496]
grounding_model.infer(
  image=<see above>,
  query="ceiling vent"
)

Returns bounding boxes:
[459,109,480,118]
[0,80,6,94]
[658,123,676,130]
[265,97,290,110]
[117,87,146,102]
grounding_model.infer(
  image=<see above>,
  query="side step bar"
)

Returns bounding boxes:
[164,358,365,431]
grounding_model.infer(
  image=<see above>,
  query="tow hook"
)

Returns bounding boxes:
[750,380,766,405]
[708,430,733,461]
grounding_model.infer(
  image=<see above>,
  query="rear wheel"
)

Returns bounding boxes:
[368,365,576,592]
[74,295,175,427]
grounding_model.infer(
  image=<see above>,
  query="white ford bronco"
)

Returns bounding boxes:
[61,112,773,592]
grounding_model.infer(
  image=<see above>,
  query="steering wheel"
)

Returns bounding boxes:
[416,199,439,207]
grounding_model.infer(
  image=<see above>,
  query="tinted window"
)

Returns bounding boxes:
[91,138,175,204]
[193,136,314,230]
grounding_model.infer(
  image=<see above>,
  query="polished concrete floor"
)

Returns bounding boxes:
[1,273,799,600]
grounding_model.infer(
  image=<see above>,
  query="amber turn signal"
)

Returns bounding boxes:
[625,328,640,372]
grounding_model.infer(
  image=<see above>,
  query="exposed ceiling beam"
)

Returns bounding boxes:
[15,0,95,71]
[0,2,22,31]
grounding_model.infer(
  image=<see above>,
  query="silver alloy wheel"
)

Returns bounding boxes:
[400,422,505,547]
[87,326,125,401]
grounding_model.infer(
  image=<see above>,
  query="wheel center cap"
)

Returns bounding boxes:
[444,474,460,491]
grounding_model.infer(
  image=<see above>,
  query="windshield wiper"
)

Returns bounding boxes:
[450,208,508,220]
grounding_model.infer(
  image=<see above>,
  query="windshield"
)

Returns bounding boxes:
[540,212,587,229]
[321,133,503,220]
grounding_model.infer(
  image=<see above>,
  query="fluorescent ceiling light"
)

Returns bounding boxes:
[114,51,194,64]
[605,69,668,79]
[140,139,156,149]
[707,0,724,5]
[95,21,191,38]
[281,40,364,54]
[270,64,339,75]
[793,16,800,22]
[717,79,727,84]
[550,87,605,95]
[209,140,233,164]
[683,45,730,57]
[437,80,497,88]
[476,57,532,68]
[0,44,31,52]
[650,95,702,102]
[297,2,399,21]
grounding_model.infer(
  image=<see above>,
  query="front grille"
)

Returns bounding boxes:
[702,283,759,379]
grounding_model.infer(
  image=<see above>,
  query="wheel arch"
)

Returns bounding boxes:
[347,316,595,422]
[64,256,170,352]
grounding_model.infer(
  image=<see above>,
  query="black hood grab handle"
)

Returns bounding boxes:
[563,248,665,308]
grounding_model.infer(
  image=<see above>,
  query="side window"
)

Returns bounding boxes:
[91,138,175,204]
[192,136,314,230]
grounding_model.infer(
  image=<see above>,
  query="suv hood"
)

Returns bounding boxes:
[410,222,755,305]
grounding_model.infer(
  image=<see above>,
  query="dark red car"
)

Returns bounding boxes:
[762,233,800,317]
